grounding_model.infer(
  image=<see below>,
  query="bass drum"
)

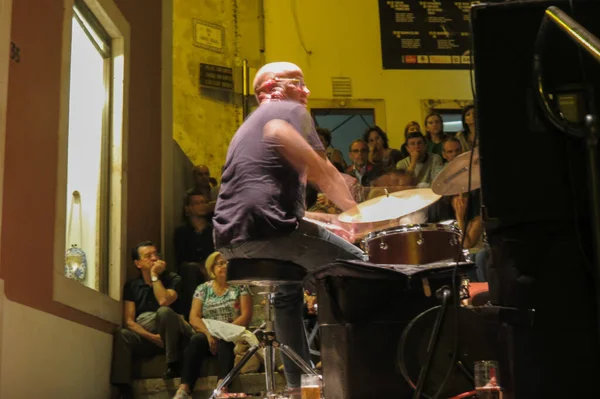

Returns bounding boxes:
[364,223,463,265]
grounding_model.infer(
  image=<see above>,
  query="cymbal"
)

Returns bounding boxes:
[432,147,481,196]
[338,188,442,223]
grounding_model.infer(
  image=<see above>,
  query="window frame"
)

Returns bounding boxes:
[0,0,13,259]
[307,99,387,132]
[53,0,129,325]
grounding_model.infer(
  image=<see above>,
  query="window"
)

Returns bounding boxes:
[64,1,112,292]
[311,108,376,166]
[54,0,129,324]
[437,111,464,134]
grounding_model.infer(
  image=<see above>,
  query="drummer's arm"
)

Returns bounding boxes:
[264,119,356,211]
[460,215,483,249]
[304,211,336,224]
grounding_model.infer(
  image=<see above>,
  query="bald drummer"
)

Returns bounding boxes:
[213,61,364,390]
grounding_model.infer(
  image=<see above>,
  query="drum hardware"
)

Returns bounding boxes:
[450,235,460,247]
[417,232,424,246]
[401,285,456,399]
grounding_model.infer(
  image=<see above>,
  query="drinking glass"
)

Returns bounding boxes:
[300,374,321,399]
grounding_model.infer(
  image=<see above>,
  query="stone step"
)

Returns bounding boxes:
[133,373,287,399]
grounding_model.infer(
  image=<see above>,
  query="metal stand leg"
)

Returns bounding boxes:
[264,292,277,395]
[278,344,319,376]
[305,321,321,358]
[210,345,262,399]
[264,340,276,394]
[412,287,451,399]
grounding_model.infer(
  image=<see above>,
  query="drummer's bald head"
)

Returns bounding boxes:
[253,62,303,99]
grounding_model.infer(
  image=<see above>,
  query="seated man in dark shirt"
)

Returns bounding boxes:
[213,61,365,390]
[111,241,193,397]
[175,191,215,270]
[174,190,214,319]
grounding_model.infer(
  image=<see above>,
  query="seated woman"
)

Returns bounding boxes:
[173,252,252,399]
[456,105,477,152]
[364,126,403,172]
[451,190,487,282]
[424,112,448,157]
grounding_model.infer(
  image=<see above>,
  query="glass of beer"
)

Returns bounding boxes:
[474,360,503,399]
[301,374,321,399]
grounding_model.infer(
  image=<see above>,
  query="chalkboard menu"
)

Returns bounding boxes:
[378,0,479,70]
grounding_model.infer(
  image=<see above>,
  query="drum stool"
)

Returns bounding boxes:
[210,258,319,399]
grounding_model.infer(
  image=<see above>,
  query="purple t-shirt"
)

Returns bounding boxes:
[213,100,323,248]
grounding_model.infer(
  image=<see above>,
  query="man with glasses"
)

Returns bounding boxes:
[111,241,193,399]
[345,138,383,189]
[213,62,365,392]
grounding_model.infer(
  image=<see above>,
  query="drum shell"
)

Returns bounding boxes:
[365,224,463,265]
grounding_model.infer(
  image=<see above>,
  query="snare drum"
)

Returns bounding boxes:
[364,223,463,265]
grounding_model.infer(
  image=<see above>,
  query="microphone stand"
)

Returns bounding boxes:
[533,5,600,340]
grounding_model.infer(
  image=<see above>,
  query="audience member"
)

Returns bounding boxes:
[452,190,486,280]
[452,191,483,250]
[345,139,383,192]
[400,121,421,158]
[456,105,477,151]
[363,126,403,172]
[174,190,215,319]
[111,241,193,399]
[317,127,347,170]
[172,253,252,399]
[442,136,463,163]
[396,132,443,186]
[189,165,219,201]
[424,113,447,157]
[174,191,215,271]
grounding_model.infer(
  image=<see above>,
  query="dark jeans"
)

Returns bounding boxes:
[111,306,194,385]
[474,245,490,282]
[219,219,364,387]
[181,332,236,387]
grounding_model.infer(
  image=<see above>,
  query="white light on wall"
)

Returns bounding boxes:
[64,16,108,291]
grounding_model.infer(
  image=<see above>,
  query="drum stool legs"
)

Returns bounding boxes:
[210,285,318,399]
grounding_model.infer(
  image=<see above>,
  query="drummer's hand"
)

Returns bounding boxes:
[327,222,356,243]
